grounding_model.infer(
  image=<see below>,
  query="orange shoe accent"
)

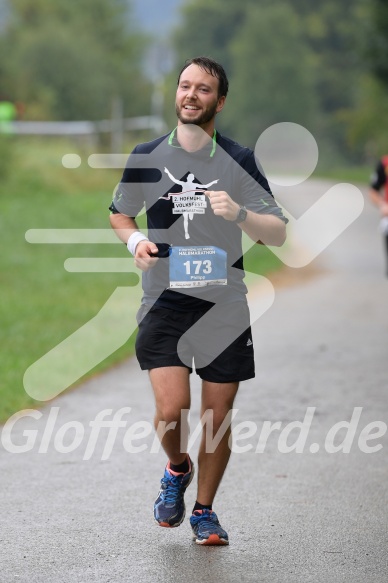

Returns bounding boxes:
[158,521,173,528]
[197,533,228,546]
[167,468,184,477]
[166,455,191,477]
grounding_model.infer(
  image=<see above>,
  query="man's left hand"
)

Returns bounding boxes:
[205,190,240,221]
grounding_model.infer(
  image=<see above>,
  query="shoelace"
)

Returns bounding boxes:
[160,474,184,505]
[191,510,220,532]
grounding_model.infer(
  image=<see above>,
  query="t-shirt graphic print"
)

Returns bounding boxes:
[160,167,219,239]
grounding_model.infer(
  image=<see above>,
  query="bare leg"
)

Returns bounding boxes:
[149,366,191,465]
[196,380,239,505]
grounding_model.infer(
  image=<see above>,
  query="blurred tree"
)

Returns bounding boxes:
[172,0,316,147]
[171,0,367,162]
[291,0,366,161]
[344,74,388,161]
[174,0,252,74]
[367,0,388,87]
[0,0,150,120]
[343,0,388,161]
[223,2,317,147]
[292,0,365,112]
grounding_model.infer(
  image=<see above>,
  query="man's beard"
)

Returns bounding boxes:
[175,101,218,126]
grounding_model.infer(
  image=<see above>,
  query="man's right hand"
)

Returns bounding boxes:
[134,240,159,271]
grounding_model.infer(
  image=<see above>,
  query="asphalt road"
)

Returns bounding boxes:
[1,179,387,583]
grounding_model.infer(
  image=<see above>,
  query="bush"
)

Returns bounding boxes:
[0,134,14,181]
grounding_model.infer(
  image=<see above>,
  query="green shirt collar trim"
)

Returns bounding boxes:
[168,127,217,158]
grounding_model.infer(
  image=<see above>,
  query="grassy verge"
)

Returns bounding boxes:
[314,164,371,185]
[1,137,282,423]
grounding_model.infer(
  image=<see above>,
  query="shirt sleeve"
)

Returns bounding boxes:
[110,145,145,217]
[239,149,289,223]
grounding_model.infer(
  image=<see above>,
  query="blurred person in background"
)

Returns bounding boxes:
[369,156,388,276]
[0,98,17,132]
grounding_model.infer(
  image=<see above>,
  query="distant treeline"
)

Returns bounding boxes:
[1,0,387,163]
[168,0,388,164]
[0,0,151,121]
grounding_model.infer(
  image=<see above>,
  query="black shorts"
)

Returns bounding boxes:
[135,301,255,383]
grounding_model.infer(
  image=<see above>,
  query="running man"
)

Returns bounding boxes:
[369,156,388,275]
[109,56,287,545]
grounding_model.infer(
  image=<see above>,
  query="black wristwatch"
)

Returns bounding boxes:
[234,205,248,223]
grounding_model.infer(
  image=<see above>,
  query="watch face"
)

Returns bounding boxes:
[236,206,247,223]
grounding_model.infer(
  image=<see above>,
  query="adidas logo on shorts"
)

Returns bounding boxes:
[246,338,253,347]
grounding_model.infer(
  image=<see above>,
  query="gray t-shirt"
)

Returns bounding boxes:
[111,130,287,310]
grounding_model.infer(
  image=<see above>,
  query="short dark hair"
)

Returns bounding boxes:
[177,56,229,98]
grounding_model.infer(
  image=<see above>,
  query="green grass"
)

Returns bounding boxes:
[314,164,371,185]
[0,137,282,423]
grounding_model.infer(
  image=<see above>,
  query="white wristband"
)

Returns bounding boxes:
[127,232,149,256]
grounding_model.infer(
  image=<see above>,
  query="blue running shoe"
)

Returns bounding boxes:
[190,509,229,545]
[154,456,194,527]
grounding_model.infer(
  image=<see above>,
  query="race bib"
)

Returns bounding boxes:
[169,246,227,288]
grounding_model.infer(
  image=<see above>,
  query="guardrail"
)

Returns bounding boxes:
[0,115,167,135]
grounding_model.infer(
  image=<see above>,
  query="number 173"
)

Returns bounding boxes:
[183,259,212,275]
